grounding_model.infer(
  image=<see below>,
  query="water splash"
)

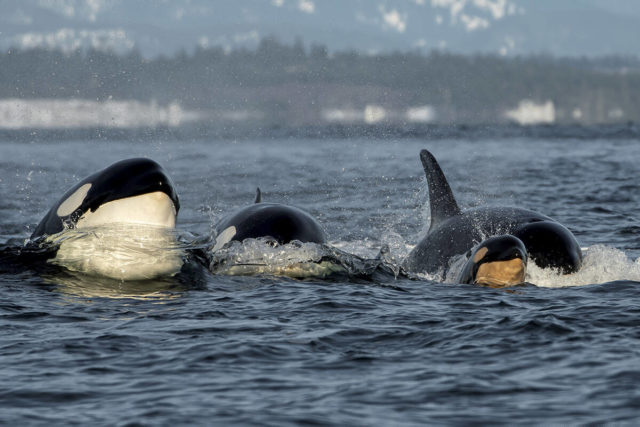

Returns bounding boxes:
[528,245,640,288]
[208,238,397,280]
[39,223,188,280]
[208,238,344,278]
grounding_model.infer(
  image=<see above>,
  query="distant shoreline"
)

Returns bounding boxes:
[1,123,638,142]
[3,42,640,127]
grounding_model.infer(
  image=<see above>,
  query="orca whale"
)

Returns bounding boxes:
[207,189,333,277]
[31,158,183,280]
[404,149,582,279]
[32,158,179,238]
[212,188,326,251]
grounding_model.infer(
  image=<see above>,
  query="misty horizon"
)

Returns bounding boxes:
[1,37,639,130]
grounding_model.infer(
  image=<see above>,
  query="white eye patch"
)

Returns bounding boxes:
[212,226,237,252]
[56,183,92,217]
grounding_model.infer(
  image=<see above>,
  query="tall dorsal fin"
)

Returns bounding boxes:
[420,149,461,229]
[254,187,262,203]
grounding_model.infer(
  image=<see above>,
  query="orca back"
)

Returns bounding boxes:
[419,149,461,230]
[214,203,326,246]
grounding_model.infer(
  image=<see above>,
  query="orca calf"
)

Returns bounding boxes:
[404,150,582,281]
[31,158,183,280]
[212,188,326,251]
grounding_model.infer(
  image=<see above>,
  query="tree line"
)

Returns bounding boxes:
[1,37,639,124]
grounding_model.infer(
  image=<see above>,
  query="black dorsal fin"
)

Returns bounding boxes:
[254,187,262,203]
[420,149,461,229]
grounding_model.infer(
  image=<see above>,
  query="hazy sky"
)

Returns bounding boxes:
[2,0,639,57]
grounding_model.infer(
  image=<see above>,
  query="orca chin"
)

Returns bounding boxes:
[404,149,582,278]
[31,158,183,280]
[70,191,176,229]
[457,235,528,288]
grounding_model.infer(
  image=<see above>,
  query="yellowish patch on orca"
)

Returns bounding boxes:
[475,258,526,288]
[473,246,489,263]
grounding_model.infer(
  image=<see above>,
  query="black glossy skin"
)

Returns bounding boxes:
[457,235,528,285]
[31,158,179,239]
[214,203,326,245]
[404,149,582,275]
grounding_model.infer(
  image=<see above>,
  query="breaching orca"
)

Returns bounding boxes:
[30,158,183,280]
[404,149,582,281]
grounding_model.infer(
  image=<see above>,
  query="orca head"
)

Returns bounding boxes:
[32,158,179,238]
[513,220,582,274]
[458,235,527,288]
[213,202,326,251]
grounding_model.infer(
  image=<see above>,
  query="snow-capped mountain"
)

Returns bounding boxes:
[1,0,639,57]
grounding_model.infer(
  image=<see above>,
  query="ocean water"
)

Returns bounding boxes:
[2,135,640,424]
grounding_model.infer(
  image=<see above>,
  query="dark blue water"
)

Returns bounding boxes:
[2,136,640,424]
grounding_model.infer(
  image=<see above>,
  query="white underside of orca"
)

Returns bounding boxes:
[49,192,183,280]
[75,191,177,229]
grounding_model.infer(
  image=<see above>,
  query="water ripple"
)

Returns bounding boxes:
[2,137,640,424]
